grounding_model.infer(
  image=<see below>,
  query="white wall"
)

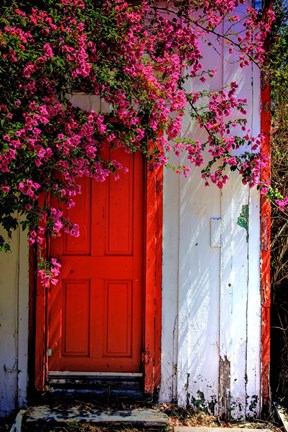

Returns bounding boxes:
[0,228,29,417]
[160,21,262,418]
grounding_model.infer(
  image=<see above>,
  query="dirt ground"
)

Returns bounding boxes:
[0,405,283,432]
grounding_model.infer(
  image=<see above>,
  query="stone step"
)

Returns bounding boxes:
[23,406,169,431]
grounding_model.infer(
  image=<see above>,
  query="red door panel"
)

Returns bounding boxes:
[48,149,144,372]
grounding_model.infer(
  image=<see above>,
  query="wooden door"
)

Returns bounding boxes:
[48,148,144,372]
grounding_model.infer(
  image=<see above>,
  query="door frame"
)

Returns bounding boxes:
[31,162,163,396]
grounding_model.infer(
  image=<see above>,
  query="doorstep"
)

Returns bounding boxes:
[10,406,169,432]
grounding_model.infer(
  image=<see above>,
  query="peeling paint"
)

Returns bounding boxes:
[219,355,231,419]
[190,390,217,415]
[185,373,190,406]
[247,394,259,415]
[237,204,249,242]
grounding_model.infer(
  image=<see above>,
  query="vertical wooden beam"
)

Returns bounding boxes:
[32,195,48,391]
[260,76,271,411]
[34,275,47,390]
[17,228,29,406]
[144,163,163,395]
[154,164,163,390]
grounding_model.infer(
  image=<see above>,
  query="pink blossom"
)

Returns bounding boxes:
[1,185,10,193]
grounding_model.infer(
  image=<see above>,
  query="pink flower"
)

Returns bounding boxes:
[43,43,54,58]
[1,185,10,193]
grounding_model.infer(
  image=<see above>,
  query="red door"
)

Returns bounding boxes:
[48,148,144,372]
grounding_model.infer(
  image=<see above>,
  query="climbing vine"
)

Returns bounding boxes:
[0,0,274,285]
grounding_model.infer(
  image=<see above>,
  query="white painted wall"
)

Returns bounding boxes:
[160,16,262,418]
[0,228,29,417]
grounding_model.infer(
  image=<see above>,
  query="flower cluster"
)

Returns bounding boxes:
[0,0,275,285]
[38,258,62,288]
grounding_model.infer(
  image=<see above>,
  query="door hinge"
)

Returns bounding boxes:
[47,348,52,357]
[141,351,150,364]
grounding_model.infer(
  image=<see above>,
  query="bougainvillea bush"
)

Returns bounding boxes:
[0,0,274,285]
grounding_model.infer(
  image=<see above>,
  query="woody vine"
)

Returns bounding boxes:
[0,0,275,286]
